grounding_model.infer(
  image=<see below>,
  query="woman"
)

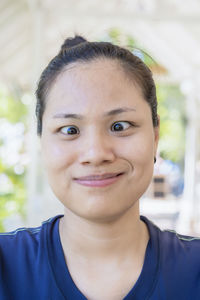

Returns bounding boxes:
[0,35,200,300]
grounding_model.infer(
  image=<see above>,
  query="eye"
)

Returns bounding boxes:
[60,126,79,135]
[111,121,132,132]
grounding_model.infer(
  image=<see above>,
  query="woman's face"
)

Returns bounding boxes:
[41,59,159,222]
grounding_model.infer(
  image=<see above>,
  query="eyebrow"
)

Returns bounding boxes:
[53,107,136,119]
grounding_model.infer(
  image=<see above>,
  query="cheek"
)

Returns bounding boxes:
[138,136,154,162]
[120,132,155,163]
[41,136,76,171]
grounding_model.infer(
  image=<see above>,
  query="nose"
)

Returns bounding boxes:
[78,131,116,166]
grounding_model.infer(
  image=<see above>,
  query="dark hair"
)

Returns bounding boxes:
[36,35,158,135]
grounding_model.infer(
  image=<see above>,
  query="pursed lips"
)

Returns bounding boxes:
[74,173,124,181]
[73,172,125,187]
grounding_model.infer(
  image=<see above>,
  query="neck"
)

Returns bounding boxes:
[59,203,149,263]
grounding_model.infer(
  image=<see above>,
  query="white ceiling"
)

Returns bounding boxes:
[1,0,200,88]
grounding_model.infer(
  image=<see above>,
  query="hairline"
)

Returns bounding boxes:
[42,56,146,108]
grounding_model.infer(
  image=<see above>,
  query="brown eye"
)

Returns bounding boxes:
[60,126,79,135]
[111,121,132,132]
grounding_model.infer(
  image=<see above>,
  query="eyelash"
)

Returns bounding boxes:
[59,121,137,136]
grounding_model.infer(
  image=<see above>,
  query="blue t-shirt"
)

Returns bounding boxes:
[0,214,200,300]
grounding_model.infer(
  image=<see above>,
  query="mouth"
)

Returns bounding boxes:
[73,173,125,187]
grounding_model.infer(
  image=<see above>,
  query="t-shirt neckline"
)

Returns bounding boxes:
[46,215,160,300]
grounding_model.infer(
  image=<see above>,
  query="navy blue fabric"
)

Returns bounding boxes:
[0,214,200,299]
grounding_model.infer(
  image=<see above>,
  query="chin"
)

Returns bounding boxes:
[72,210,126,223]
[64,198,136,223]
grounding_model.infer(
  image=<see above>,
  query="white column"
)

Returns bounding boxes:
[26,0,64,226]
[26,0,45,226]
[176,79,197,234]
[192,77,200,234]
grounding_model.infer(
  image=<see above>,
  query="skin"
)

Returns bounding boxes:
[41,58,159,300]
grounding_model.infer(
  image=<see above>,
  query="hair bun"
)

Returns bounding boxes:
[60,35,87,51]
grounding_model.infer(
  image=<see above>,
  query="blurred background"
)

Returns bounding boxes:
[0,0,200,235]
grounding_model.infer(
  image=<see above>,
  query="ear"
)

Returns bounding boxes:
[153,115,160,156]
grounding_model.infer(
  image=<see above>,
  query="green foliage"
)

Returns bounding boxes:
[0,86,28,231]
[157,84,186,165]
[0,88,27,123]
[105,28,158,68]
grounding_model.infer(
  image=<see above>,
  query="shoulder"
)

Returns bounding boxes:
[0,215,62,258]
[159,226,200,266]
[157,223,200,253]
[141,216,200,298]
[0,215,64,299]
[142,215,200,247]
[142,215,200,270]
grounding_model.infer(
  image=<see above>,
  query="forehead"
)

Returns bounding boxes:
[57,58,133,91]
[45,58,146,114]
